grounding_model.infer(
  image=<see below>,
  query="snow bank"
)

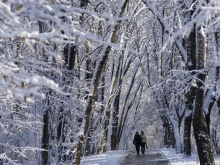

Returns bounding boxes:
[160,148,220,165]
[81,150,127,165]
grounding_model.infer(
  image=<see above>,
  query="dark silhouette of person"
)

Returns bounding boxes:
[133,131,141,154]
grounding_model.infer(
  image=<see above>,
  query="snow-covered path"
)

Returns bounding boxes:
[121,149,170,165]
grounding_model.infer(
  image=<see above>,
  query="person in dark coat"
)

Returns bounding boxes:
[133,131,141,154]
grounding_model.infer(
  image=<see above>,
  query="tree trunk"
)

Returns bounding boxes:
[74,46,111,165]
[171,120,182,153]
[111,56,123,151]
[100,103,111,153]
[74,1,129,164]
[183,87,195,156]
[57,106,66,163]
[84,54,94,155]
[41,101,50,165]
[193,24,215,164]
[183,2,196,155]
[193,74,214,164]
[96,71,105,154]
[111,92,120,150]
[205,112,211,136]
[39,20,51,165]
[183,113,192,156]
[162,117,174,148]
[100,58,121,153]
[63,44,77,70]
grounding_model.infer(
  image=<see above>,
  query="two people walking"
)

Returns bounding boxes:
[133,131,148,154]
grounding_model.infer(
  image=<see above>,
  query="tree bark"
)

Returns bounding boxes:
[183,1,196,155]
[111,91,120,150]
[111,55,123,150]
[39,21,51,165]
[100,57,121,152]
[192,24,215,164]
[161,117,174,148]
[183,113,192,156]
[193,74,214,164]
[215,30,220,113]
[184,87,196,156]
[41,95,50,165]
[57,106,66,163]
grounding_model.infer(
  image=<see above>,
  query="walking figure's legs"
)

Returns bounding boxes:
[141,143,145,154]
[135,145,140,154]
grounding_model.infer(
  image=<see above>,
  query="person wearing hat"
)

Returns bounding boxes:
[133,131,141,154]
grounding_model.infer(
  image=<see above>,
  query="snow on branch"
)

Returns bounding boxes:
[142,0,187,62]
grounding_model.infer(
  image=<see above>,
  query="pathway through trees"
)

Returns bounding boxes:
[121,149,170,165]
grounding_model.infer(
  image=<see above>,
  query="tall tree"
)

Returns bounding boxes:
[192,1,215,164]
[74,1,130,164]
[182,0,197,156]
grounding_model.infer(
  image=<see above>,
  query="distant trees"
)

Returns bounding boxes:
[142,0,220,164]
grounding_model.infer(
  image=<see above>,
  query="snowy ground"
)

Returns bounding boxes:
[81,150,127,165]
[82,148,220,165]
[161,148,220,165]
